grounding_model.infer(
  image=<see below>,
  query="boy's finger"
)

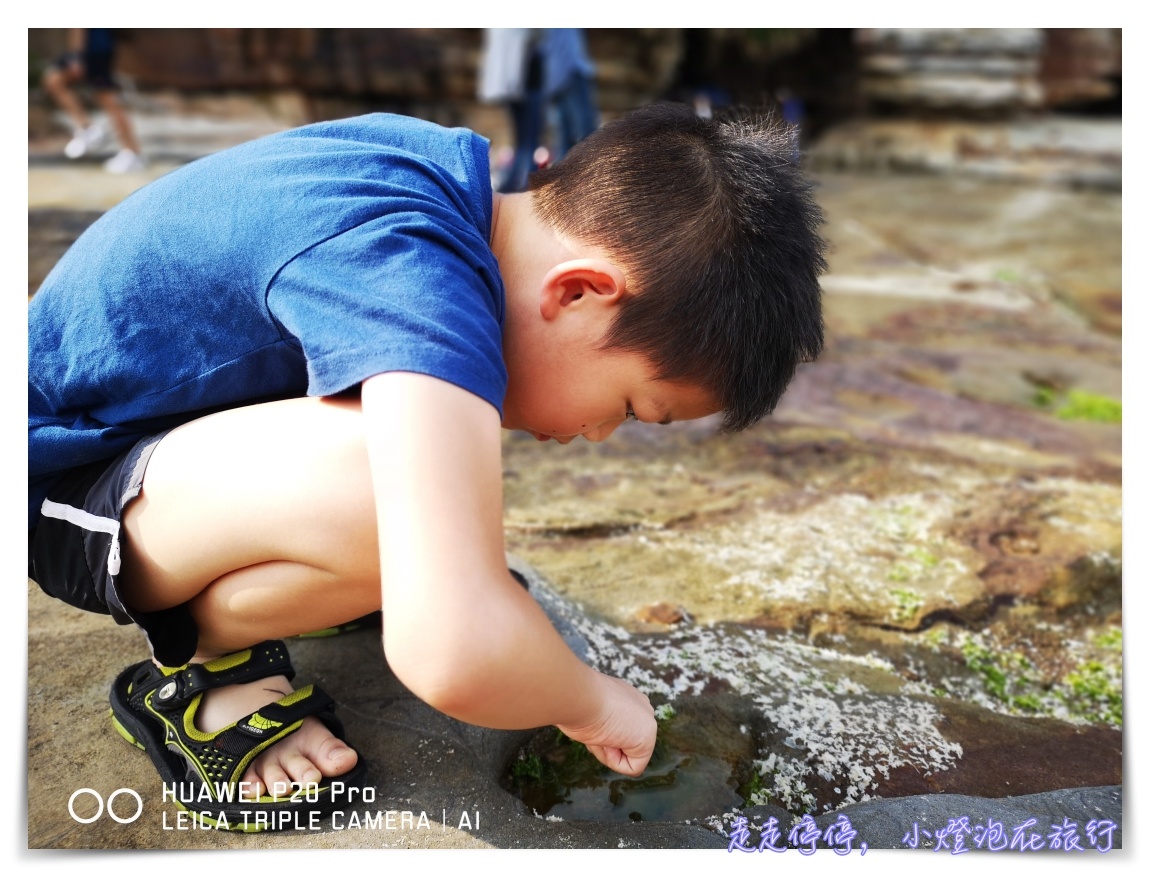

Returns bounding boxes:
[587,744,650,777]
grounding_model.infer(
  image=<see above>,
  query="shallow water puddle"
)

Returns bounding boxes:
[505,712,749,823]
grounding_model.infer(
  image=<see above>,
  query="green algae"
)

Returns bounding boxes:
[739,769,766,805]
[1094,627,1122,651]
[888,587,924,622]
[654,703,677,721]
[942,628,1123,728]
[510,752,546,785]
[1060,659,1123,727]
[960,637,1042,711]
[1058,390,1122,423]
[1033,388,1121,423]
[1058,625,1123,727]
[993,267,1024,283]
[507,710,677,808]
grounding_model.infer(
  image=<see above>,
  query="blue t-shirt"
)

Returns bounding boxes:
[29,113,507,525]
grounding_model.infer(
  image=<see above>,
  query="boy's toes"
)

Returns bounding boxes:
[243,717,358,795]
[313,735,358,776]
[244,751,310,798]
[246,760,291,799]
[279,750,323,787]
[286,716,358,777]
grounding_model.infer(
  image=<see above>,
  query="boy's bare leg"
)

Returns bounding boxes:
[118,395,383,795]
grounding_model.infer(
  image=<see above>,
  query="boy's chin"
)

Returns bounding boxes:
[499,417,551,441]
[521,430,577,444]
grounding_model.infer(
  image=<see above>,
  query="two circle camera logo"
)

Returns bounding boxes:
[68,788,143,824]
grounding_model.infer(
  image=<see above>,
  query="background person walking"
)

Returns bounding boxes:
[42,28,147,173]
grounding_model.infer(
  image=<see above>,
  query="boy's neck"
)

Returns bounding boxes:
[490,192,574,315]
[489,191,533,275]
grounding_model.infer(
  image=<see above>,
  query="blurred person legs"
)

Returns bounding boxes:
[542,29,599,163]
[95,89,146,173]
[42,28,146,172]
[478,29,546,194]
[498,45,545,193]
[43,60,108,158]
[500,85,544,192]
[551,71,598,162]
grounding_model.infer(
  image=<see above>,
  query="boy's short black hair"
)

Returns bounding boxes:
[529,101,826,432]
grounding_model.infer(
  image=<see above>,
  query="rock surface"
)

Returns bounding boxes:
[27,102,1122,851]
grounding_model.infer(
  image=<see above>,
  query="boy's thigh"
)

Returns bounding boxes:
[120,394,380,601]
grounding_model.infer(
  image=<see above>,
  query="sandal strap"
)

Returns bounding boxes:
[139,642,344,792]
[112,641,367,819]
[151,640,295,709]
[212,684,337,758]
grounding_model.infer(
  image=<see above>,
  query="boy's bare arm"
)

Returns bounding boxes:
[361,372,656,776]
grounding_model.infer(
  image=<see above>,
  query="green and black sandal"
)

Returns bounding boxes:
[109,639,368,832]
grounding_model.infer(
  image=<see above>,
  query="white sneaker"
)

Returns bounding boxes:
[64,124,110,159]
[103,149,148,174]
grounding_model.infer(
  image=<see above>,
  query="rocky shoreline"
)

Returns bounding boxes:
[27,102,1122,851]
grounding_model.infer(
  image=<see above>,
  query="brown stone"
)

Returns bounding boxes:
[637,603,691,626]
[866,702,1121,801]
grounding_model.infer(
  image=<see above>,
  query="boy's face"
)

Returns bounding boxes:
[501,326,719,444]
[496,231,719,443]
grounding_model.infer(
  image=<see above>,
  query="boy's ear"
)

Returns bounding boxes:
[539,259,626,320]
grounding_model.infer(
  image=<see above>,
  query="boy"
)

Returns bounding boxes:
[28,102,826,827]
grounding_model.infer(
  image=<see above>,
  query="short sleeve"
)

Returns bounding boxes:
[267,209,507,416]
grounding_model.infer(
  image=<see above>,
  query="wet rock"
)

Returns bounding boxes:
[495,170,1121,839]
[853,26,1047,116]
[874,701,1121,799]
[510,581,1121,824]
[505,694,752,825]
[801,785,1122,851]
[809,119,1121,191]
[508,449,1119,637]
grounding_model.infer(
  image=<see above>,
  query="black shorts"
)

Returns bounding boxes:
[29,431,199,667]
[52,50,117,91]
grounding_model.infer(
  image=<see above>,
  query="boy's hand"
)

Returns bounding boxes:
[557,672,656,777]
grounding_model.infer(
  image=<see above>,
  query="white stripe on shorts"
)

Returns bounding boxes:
[39,498,123,576]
